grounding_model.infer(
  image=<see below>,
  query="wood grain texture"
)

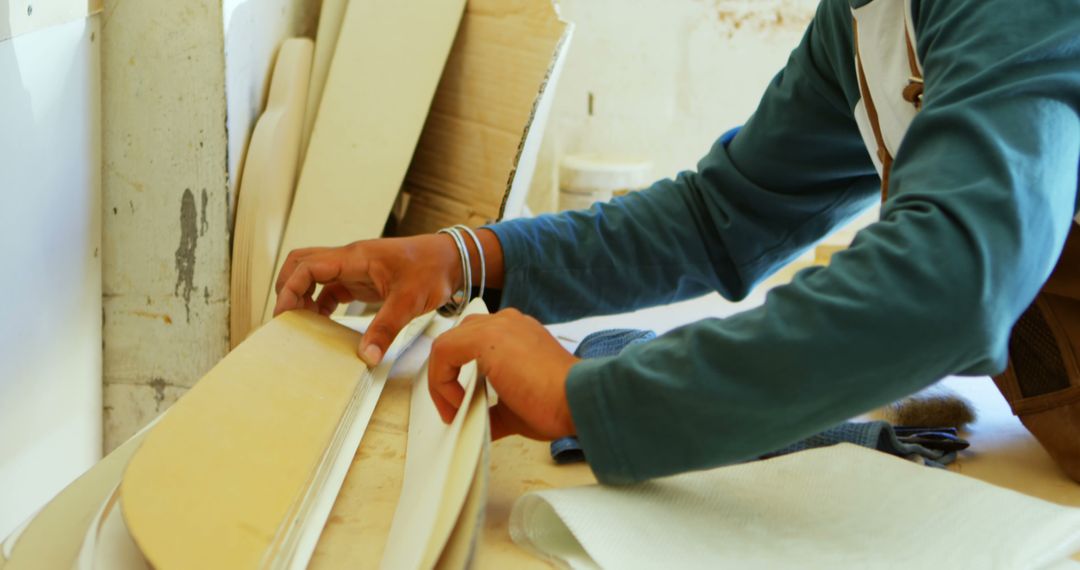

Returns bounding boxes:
[310,382,596,569]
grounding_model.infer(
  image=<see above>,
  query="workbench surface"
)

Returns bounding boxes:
[309,373,1080,568]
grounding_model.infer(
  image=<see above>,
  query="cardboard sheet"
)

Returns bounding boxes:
[395,0,573,236]
[263,0,466,324]
[230,38,313,346]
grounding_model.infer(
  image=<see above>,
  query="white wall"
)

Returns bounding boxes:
[528,0,818,212]
[0,15,101,538]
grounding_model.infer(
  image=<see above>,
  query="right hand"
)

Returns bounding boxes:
[273,235,461,366]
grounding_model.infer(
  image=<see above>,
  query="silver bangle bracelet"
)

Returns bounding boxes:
[452,225,485,304]
[436,228,470,316]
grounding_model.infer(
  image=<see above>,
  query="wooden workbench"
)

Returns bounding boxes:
[309,374,1080,567]
[309,376,595,569]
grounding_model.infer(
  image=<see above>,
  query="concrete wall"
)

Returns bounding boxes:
[528,0,819,213]
[101,0,317,452]
[0,15,101,538]
[100,0,232,452]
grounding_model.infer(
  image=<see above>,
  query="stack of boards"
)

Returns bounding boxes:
[230,0,573,346]
[1,301,493,569]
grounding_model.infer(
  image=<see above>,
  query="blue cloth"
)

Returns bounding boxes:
[552,330,957,467]
[492,0,1080,485]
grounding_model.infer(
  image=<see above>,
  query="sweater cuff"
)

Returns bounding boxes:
[484,219,534,311]
[565,356,637,485]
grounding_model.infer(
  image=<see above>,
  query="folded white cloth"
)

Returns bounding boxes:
[510,444,1080,569]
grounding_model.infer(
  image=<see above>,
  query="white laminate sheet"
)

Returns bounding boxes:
[511,444,1080,569]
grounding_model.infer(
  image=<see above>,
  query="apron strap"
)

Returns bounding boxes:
[853,21,895,201]
[853,14,922,201]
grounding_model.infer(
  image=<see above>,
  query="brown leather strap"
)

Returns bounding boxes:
[853,21,894,201]
[902,18,924,110]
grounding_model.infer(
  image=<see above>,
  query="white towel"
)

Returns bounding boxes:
[510,444,1080,569]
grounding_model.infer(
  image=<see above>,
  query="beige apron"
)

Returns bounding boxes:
[852,0,1080,482]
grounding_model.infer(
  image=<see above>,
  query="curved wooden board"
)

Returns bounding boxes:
[230,38,313,347]
[122,311,366,569]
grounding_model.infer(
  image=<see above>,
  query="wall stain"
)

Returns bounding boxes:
[203,286,210,305]
[175,188,199,322]
[699,0,814,38]
[149,377,168,410]
[200,188,209,236]
[131,310,173,325]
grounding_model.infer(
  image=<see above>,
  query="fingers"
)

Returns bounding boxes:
[358,292,422,366]
[428,370,464,423]
[274,247,324,294]
[427,320,492,422]
[315,282,353,316]
[273,253,344,316]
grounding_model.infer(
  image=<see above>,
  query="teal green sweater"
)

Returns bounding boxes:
[488,0,1080,485]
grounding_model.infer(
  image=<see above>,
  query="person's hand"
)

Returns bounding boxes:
[428,308,580,440]
[273,235,461,365]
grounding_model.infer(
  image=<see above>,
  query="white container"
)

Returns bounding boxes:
[558,154,652,211]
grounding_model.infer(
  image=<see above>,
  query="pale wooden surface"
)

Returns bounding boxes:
[123,312,368,569]
[311,378,595,569]
[314,375,1080,567]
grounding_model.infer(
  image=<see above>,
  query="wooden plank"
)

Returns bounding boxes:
[263,0,466,324]
[299,0,348,164]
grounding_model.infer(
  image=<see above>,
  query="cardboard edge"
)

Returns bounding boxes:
[496,20,575,221]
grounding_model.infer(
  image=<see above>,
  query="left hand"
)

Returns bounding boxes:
[428,308,580,440]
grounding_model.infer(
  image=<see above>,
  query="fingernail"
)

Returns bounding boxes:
[361,344,383,366]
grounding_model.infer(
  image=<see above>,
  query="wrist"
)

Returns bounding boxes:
[433,233,465,292]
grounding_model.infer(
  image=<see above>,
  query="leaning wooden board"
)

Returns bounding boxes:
[262,0,466,324]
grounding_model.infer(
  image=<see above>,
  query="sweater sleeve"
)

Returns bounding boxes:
[564,0,1080,484]
[487,0,879,324]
